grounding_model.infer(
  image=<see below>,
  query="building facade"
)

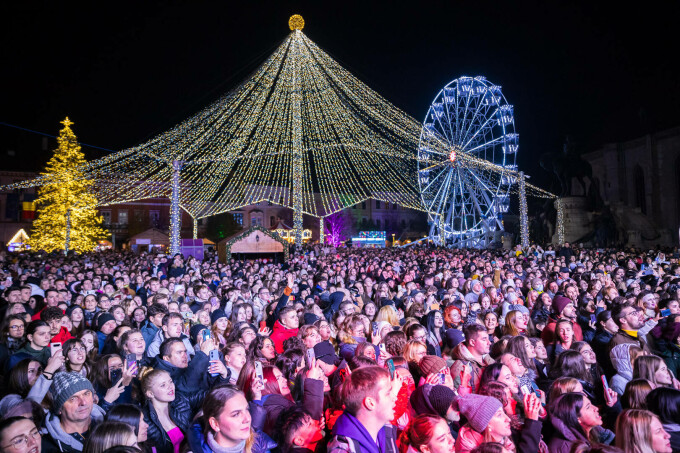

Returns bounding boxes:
[583,125,680,246]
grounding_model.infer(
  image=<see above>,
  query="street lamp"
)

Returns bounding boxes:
[392,233,395,246]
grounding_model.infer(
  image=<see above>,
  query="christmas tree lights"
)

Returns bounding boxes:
[2,17,556,245]
[28,118,108,253]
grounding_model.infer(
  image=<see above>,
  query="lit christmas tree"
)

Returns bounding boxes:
[29,118,108,253]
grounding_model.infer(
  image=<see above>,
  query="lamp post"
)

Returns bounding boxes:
[392,233,395,246]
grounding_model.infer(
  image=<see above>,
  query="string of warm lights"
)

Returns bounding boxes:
[518,171,529,248]
[555,198,565,244]
[1,16,557,245]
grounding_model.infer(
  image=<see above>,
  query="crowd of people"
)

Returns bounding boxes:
[1,242,680,453]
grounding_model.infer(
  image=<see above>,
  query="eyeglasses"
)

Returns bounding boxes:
[412,335,427,342]
[2,429,41,450]
[9,325,24,330]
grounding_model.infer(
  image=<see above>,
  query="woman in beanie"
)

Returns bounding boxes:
[454,394,516,453]
[398,414,455,453]
[210,309,230,349]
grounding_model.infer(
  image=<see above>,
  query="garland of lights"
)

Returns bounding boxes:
[1,16,558,245]
[518,171,529,248]
[223,225,289,261]
[555,198,565,244]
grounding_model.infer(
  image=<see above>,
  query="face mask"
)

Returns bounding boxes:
[534,284,544,292]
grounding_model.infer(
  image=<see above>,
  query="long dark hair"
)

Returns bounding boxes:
[0,314,26,345]
[248,335,274,365]
[90,354,119,389]
[549,350,592,383]
[505,336,537,373]
[549,392,588,440]
[106,404,142,435]
[478,362,505,390]
[645,387,680,425]
[62,338,92,376]
[275,348,304,382]
[7,358,39,397]
[423,310,446,337]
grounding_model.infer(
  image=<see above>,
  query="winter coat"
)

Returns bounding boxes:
[187,420,276,453]
[140,319,159,347]
[146,330,195,359]
[541,317,583,345]
[592,329,615,378]
[260,377,324,435]
[153,351,228,395]
[662,423,680,453]
[546,415,590,453]
[142,391,204,453]
[608,330,651,354]
[449,343,495,392]
[41,405,106,453]
[10,344,51,368]
[328,412,398,453]
[609,343,634,396]
[270,320,298,354]
[50,327,73,346]
[659,341,680,379]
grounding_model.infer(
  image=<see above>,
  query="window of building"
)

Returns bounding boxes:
[376,219,381,229]
[270,216,276,227]
[101,210,111,225]
[149,210,160,227]
[233,213,243,225]
[362,201,366,210]
[118,210,128,225]
[393,203,397,210]
[401,220,406,228]
[375,200,381,209]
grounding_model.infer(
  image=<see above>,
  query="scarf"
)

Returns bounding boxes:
[207,431,247,453]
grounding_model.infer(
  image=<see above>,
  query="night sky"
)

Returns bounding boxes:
[2,1,679,192]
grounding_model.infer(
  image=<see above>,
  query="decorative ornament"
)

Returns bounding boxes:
[289,14,304,31]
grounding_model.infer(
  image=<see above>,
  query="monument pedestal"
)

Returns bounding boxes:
[552,197,592,244]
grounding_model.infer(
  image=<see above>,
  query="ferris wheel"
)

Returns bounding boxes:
[418,76,518,248]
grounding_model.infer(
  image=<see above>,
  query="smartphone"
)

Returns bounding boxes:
[520,385,531,396]
[660,309,672,317]
[202,329,212,342]
[590,314,597,324]
[386,358,396,380]
[306,348,316,367]
[110,368,122,384]
[372,322,378,333]
[209,349,220,377]
[601,375,610,390]
[126,353,137,375]
[254,361,264,382]
[379,343,387,354]
[50,342,62,356]
[439,371,447,385]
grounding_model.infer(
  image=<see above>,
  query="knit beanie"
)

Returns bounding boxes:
[96,313,116,331]
[456,394,502,433]
[190,324,208,344]
[314,340,339,365]
[444,328,465,349]
[49,372,95,413]
[418,355,447,376]
[303,313,319,326]
[553,296,572,315]
[210,309,227,325]
[0,394,23,418]
[429,385,457,417]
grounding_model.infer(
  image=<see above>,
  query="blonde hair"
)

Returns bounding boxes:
[139,367,169,400]
[403,340,427,364]
[615,409,660,453]
[633,355,666,388]
[338,315,364,344]
[548,377,581,403]
[375,306,400,326]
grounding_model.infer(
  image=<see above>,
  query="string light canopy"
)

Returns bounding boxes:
[2,15,556,246]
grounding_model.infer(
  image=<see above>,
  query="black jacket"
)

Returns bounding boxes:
[261,378,324,435]
[153,351,229,395]
[142,391,204,453]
